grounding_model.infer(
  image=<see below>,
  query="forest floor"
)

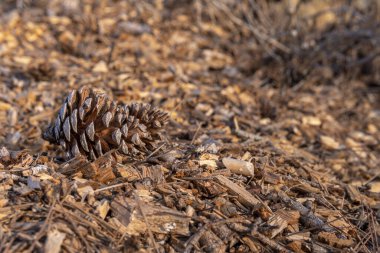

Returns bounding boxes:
[0,0,379,252]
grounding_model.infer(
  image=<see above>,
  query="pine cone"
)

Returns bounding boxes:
[43,86,169,160]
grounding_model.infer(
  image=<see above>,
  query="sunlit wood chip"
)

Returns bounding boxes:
[44,229,66,253]
[96,199,110,219]
[320,135,340,150]
[222,157,254,177]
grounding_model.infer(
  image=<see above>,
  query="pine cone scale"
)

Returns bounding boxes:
[85,122,95,142]
[70,109,78,133]
[80,133,89,152]
[63,117,71,142]
[59,103,67,122]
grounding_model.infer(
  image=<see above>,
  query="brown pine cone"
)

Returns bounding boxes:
[43,86,169,160]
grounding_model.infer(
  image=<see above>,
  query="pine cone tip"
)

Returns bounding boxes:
[42,125,56,143]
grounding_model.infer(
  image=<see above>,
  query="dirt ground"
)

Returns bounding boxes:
[0,0,379,252]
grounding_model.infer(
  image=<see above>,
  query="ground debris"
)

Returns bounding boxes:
[0,0,379,252]
[111,195,191,236]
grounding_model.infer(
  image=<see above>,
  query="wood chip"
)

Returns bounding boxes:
[96,199,110,219]
[222,157,254,177]
[302,116,321,126]
[111,196,191,236]
[320,135,340,150]
[318,232,354,248]
[44,230,66,253]
[345,184,376,206]
[215,175,266,210]
[92,61,108,73]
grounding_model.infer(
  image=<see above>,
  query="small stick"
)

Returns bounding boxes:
[251,225,294,253]
[184,218,245,253]
[94,182,130,193]
[146,143,166,159]
[190,121,202,145]
[278,190,339,234]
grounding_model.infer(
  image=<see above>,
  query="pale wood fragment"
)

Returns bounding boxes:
[111,196,190,236]
[222,157,254,177]
[44,229,66,253]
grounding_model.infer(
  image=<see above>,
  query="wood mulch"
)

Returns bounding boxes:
[0,1,379,252]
